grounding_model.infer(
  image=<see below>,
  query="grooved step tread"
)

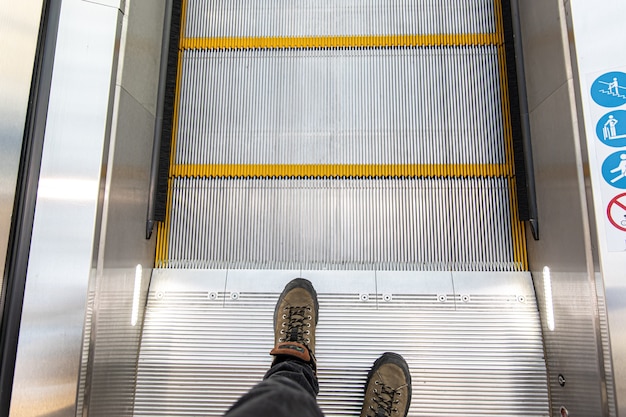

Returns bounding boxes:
[135,270,549,416]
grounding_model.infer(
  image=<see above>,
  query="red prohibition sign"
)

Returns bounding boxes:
[607,193,626,232]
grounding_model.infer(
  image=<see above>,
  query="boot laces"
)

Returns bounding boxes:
[279,306,312,345]
[367,382,404,417]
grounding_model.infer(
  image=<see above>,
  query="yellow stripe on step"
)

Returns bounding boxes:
[170,163,512,179]
[181,33,502,50]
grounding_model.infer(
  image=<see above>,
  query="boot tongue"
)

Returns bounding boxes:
[375,407,389,417]
[289,327,300,342]
[285,307,305,343]
[373,385,395,417]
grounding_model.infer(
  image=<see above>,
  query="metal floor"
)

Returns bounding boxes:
[140,1,548,415]
[135,270,549,416]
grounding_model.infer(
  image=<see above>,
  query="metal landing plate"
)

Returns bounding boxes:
[135,270,549,416]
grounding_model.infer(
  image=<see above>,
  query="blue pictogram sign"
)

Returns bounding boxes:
[602,151,626,189]
[596,110,626,147]
[591,71,626,107]
[607,193,626,232]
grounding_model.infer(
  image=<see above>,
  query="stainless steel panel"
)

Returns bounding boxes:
[184,0,496,38]
[525,81,592,270]
[82,267,152,417]
[96,88,161,266]
[10,1,123,416]
[518,0,611,415]
[535,271,605,416]
[515,0,570,112]
[596,275,617,417]
[80,42,164,417]
[75,1,165,416]
[566,0,626,414]
[162,177,520,271]
[80,91,161,417]
[525,79,608,416]
[0,0,44,304]
[116,0,164,117]
[136,270,549,417]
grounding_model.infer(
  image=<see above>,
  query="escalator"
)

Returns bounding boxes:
[138,0,548,415]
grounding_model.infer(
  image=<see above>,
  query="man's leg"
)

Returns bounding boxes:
[224,358,322,417]
[224,278,324,417]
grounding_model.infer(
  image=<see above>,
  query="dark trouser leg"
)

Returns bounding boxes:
[224,358,324,417]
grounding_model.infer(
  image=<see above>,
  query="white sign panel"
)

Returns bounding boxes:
[586,70,626,251]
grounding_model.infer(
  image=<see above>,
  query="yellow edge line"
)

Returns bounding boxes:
[156,0,188,268]
[170,164,511,178]
[181,33,501,50]
[493,0,528,271]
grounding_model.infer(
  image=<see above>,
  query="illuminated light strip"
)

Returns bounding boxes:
[170,164,511,179]
[180,33,502,50]
[493,0,528,271]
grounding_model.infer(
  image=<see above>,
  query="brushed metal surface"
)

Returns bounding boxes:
[82,268,152,417]
[184,0,496,38]
[535,271,606,416]
[162,177,520,271]
[596,275,617,417]
[175,47,505,166]
[0,0,44,307]
[165,0,521,273]
[10,1,122,416]
[136,270,549,417]
[76,1,165,416]
[566,0,626,414]
[518,0,613,415]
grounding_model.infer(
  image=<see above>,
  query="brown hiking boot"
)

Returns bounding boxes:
[270,278,319,370]
[361,352,412,417]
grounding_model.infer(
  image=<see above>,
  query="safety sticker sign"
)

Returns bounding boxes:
[591,71,626,107]
[607,193,626,232]
[596,110,626,147]
[587,69,626,251]
[602,151,626,188]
